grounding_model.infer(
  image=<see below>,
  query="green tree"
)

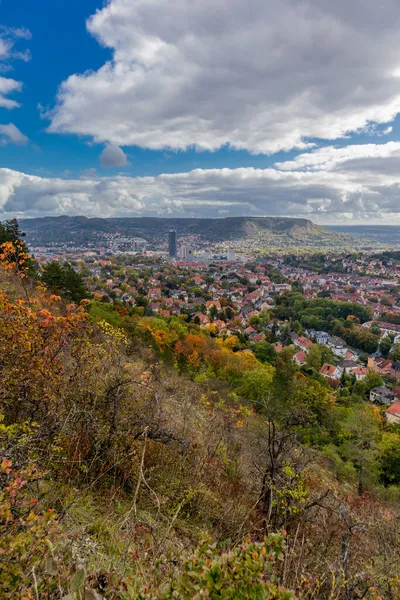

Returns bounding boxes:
[272,347,296,404]
[249,315,262,327]
[62,263,88,302]
[390,344,400,362]
[253,341,277,365]
[209,303,218,321]
[352,371,382,400]
[42,261,89,302]
[291,376,334,434]
[0,218,28,248]
[240,364,274,404]
[341,405,382,495]
[370,321,381,336]
[379,432,400,485]
[379,337,392,358]
[225,305,234,320]
[292,319,303,334]
[363,371,383,392]
[306,344,323,370]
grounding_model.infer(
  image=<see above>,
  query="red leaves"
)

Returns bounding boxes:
[0,458,12,474]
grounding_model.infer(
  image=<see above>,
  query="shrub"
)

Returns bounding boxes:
[159,535,294,600]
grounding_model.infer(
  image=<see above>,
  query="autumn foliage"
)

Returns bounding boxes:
[0,283,86,424]
[0,248,400,599]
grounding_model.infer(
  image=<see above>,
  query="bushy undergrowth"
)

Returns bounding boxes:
[0,255,399,599]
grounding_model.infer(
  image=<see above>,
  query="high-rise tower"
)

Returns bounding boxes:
[168,230,177,257]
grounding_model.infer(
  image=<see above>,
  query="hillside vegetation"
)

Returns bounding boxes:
[1,240,400,599]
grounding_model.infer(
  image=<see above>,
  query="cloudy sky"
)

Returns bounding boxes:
[2,0,400,222]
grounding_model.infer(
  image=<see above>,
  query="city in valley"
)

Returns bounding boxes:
[28,221,400,425]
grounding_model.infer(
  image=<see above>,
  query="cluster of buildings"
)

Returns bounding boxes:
[168,230,237,263]
[289,327,400,421]
[91,258,291,323]
[279,259,400,320]
[37,242,400,424]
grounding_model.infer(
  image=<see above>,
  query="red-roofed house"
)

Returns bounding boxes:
[245,326,257,335]
[214,319,227,330]
[294,336,313,353]
[386,402,400,425]
[375,358,393,375]
[194,313,209,326]
[293,350,307,366]
[250,332,265,343]
[320,363,341,379]
[206,300,221,312]
[352,367,368,381]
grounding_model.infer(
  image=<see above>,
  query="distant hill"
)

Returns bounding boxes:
[328,225,400,245]
[19,215,369,251]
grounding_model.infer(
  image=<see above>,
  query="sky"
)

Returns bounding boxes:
[3,0,400,222]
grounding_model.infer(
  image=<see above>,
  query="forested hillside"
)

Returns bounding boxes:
[1,236,400,599]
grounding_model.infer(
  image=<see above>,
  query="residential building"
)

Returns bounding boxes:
[338,359,359,374]
[306,330,329,345]
[386,402,400,424]
[370,386,397,405]
[327,336,348,357]
[293,350,307,366]
[294,336,313,353]
[352,367,368,381]
[320,363,342,379]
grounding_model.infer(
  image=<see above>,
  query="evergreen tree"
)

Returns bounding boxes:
[42,261,89,302]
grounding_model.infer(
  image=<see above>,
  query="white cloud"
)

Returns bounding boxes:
[48,0,400,153]
[0,26,31,42]
[4,141,400,222]
[275,142,400,171]
[0,25,31,109]
[0,76,22,109]
[100,144,128,167]
[0,123,28,145]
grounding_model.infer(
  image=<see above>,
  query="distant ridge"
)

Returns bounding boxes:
[327,225,400,245]
[21,215,315,239]
[19,215,368,251]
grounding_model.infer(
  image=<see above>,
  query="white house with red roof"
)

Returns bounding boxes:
[293,350,307,366]
[352,367,368,381]
[320,363,342,379]
[386,402,400,424]
[194,313,210,325]
[294,336,313,353]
